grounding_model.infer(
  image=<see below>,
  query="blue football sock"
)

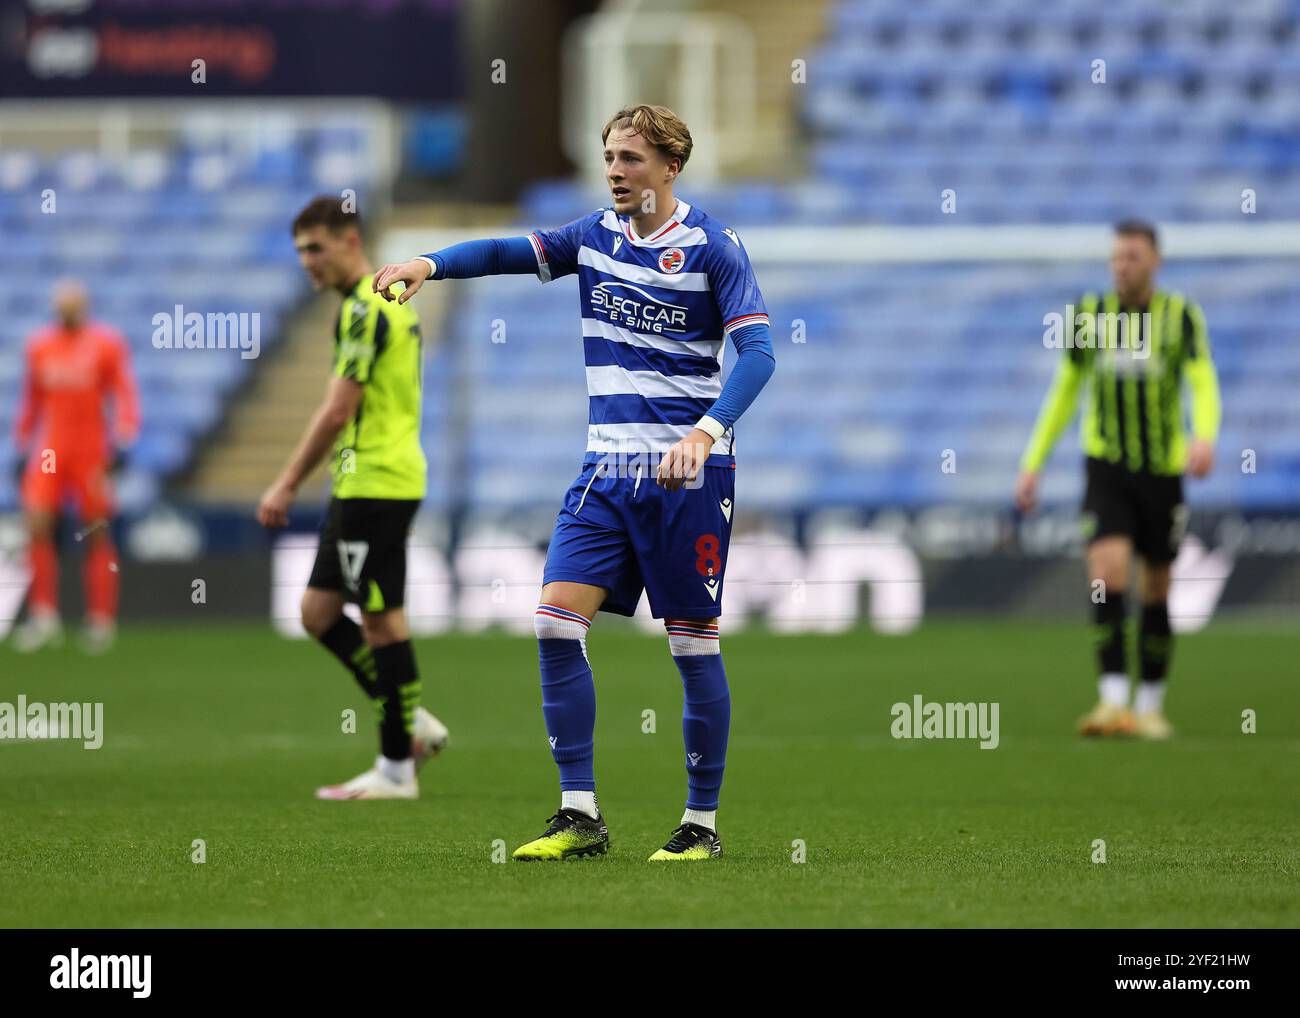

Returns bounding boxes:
[666,619,730,811]
[534,604,596,792]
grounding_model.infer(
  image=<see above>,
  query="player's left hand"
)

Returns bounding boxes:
[257,478,296,529]
[657,429,714,492]
[1186,439,1214,478]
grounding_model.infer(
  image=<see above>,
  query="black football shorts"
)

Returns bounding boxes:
[1080,457,1187,564]
[307,497,421,610]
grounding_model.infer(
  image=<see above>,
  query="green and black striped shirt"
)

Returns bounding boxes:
[1022,290,1221,477]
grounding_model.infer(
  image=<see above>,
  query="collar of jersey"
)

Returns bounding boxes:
[345,274,373,300]
[1108,289,1163,314]
[618,199,691,247]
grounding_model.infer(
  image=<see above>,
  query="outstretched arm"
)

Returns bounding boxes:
[376,214,599,302]
[373,237,537,304]
[421,237,539,280]
[374,236,555,303]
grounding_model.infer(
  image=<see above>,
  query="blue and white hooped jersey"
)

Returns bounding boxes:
[528,200,768,464]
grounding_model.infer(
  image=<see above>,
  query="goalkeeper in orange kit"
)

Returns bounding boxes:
[11,280,139,654]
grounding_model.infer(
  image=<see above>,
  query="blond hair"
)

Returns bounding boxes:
[602,105,692,171]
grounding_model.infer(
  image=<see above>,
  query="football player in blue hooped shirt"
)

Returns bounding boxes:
[374,104,776,862]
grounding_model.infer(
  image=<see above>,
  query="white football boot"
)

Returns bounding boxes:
[411,706,449,771]
[315,758,418,800]
[12,612,64,653]
[79,620,117,656]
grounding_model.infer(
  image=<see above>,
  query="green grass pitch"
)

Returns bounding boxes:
[1,620,1295,927]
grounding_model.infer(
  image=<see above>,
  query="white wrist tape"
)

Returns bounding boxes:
[694,416,726,442]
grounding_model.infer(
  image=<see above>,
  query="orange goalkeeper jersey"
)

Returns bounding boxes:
[15,321,140,460]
